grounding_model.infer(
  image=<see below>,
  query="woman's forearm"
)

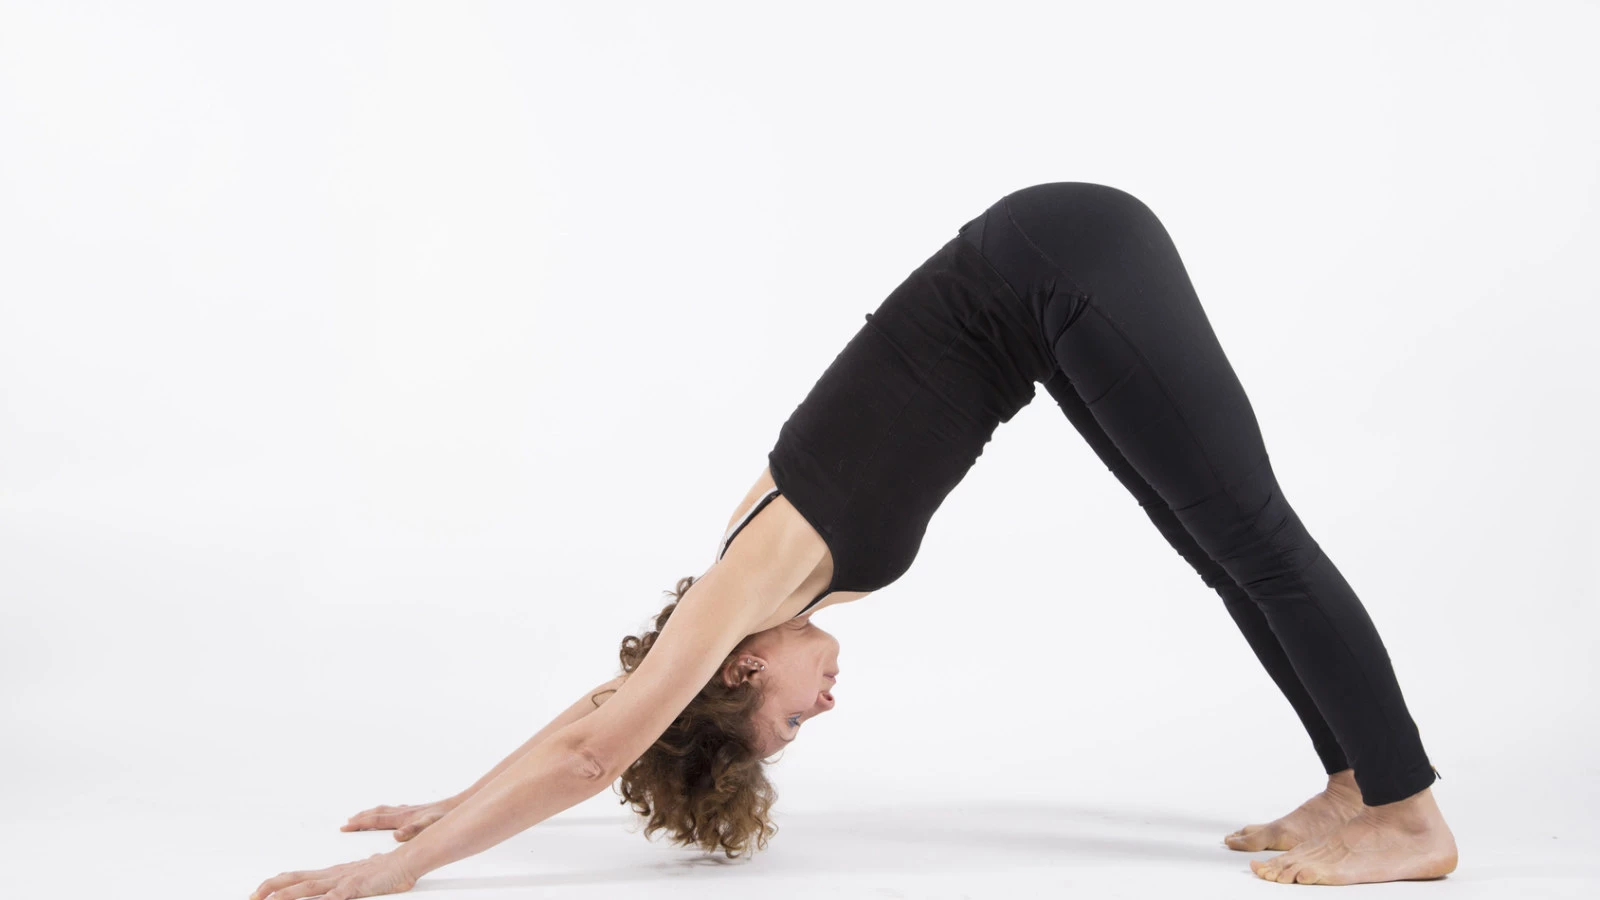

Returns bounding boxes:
[391,730,608,878]
[445,677,624,806]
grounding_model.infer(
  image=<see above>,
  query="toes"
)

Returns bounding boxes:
[1226,824,1262,841]
[1227,824,1293,852]
[1295,866,1321,885]
[1253,849,1305,883]
[1226,830,1267,852]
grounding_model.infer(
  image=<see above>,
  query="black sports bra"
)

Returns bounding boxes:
[716,486,826,619]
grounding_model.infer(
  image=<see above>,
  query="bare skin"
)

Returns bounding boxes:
[1230,772,1458,885]
[724,466,871,630]
[1225,768,1366,852]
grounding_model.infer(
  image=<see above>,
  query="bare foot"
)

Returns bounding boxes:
[1249,785,1457,885]
[1225,769,1364,852]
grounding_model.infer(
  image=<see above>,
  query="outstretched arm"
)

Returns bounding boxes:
[384,503,821,881]
[251,495,821,900]
[447,675,628,806]
[342,675,629,839]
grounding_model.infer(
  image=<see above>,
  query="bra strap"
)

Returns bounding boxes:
[717,486,782,561]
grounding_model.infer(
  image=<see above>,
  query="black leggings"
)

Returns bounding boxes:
[958,183,1437,807]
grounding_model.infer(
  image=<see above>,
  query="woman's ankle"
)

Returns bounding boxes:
[1364,786,1448,832]
[1326,768,1360,795]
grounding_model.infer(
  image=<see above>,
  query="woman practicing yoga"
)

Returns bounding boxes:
[250,182,1457,898]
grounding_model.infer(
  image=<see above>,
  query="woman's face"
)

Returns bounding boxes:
[726,614,841,756]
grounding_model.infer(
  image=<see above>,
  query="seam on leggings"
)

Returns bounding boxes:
[1000,196,1089,299]
[998,196,1093,348]
[1170,453,1273,513]
[1085,361,1141,407]
[1076,297,1408,751]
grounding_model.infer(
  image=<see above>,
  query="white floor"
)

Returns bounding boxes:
[3,737,1593,900]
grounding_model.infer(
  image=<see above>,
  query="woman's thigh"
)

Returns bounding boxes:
[1002,182,1276,523]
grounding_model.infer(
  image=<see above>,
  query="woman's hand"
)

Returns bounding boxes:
[250,850,417,900]
[341,799,459,842]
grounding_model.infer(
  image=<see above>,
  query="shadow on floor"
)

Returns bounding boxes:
[424,798,1259,892]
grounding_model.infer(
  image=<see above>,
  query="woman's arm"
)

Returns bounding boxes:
[387,502,821,880]
[343,676,629,838]
[443,675,628,807]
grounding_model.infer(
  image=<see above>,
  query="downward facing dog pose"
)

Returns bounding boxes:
[252,183,1457,899]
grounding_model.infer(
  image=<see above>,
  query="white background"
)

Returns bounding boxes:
[2,1,1596,897]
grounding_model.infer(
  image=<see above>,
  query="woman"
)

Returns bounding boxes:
[250,182,1457,898]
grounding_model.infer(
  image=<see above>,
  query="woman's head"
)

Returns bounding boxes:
[724,606,841,756]
[599,574,842,858]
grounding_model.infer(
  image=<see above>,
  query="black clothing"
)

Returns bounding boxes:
[764,227,1051,616]
[747,181,1438,807]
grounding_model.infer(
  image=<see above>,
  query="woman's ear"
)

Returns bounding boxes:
[723,655,766,687]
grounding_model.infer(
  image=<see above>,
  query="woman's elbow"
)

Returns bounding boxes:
[571,742,614,782]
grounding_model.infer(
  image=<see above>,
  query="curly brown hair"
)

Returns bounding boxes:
[588,574,781,858]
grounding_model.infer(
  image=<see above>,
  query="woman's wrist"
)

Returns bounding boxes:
[387,838,432,886]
